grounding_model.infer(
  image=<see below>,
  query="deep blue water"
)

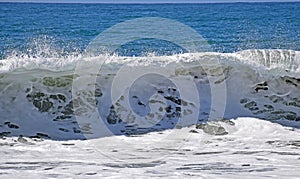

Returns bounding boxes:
[0,2,299,58]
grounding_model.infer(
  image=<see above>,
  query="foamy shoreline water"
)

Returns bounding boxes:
[1,117,299,178]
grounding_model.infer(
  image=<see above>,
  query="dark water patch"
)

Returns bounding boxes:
[253,81,269,93]
[4,122,20,129]
[17,136,35,145]
[61,143,75,146]
[266,140,300,148]
[0,165,40,170]
[0,132,11,138]
[256,157,269,161]
[193,151,225,155]
[85,172,97,176]
[196,123,228,135]
[1,161,99,172]
[0,142,15,147]
[232,151,265,155]
[44,167,54,170]
[270,151,299,156]
[103,160,166,169]
[176,162,277,173]
[152,148,180,152]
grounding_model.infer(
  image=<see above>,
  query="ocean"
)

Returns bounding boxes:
[0,2,300,178]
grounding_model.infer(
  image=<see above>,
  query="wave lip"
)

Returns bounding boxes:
[0,49,299,74]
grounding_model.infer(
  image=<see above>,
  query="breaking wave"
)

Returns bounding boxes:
[0,49,299,139]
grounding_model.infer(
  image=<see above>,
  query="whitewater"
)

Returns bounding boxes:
[0,49,299,137]
[0,49,299,178]
[0,118,299,178]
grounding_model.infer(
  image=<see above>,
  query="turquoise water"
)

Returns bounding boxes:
[0,2,299,57]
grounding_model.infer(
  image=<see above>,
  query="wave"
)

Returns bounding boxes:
[0,49,299,140]
[0,49,299,73]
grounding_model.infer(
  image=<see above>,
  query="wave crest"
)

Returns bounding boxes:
[0,49,299,74]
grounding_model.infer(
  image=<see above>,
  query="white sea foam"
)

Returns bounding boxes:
[0,117,299,178]
[0,49,299,140]
[0,49,299,74]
